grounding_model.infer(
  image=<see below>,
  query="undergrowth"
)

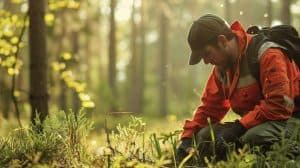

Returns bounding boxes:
[1,111,300,167]
[0,109,94,167]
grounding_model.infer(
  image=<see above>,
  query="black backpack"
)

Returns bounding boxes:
[245,25,300,106]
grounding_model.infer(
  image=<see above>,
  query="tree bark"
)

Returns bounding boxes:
[72,32,80,114]
[266,0,273,26]
[108,0,118,112]
[128,0,139,113]
[281,0,291,25]
[29,0,49,123]
[58,12,68,112]
[224,0,232,23]
[159,7,168,117]
[0,76,11,119]
[137,0,146,114]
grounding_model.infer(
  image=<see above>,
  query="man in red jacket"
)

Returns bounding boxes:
[176,14,300,162]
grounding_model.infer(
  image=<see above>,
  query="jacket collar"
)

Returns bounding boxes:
[226,21,253,98]
[231,21,251,57]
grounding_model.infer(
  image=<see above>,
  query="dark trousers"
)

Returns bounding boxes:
[195,117,300,162]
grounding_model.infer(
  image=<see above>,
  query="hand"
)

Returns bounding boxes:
[176,138,192,162]
[214,121,246,160]
[216,120,246,143]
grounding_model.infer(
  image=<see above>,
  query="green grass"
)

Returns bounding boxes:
[1,110,300,167]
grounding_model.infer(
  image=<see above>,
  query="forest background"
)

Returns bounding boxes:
[0,0,300,167]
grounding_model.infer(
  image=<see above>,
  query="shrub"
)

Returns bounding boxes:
[0,109,94,167]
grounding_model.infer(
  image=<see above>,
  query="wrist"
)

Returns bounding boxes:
[180,138,192,149]
[235,120,246,134]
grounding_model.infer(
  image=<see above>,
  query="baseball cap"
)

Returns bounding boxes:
[188,14,230,65]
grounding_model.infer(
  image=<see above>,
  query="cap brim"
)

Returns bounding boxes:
[189,50,203,65]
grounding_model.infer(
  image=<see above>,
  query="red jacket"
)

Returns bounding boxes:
[181,22,300,139]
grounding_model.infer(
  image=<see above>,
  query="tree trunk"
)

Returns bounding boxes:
[29,0,48,123]
[128,0,138,113]
[159,8,168,117]
[59,80,67,111]
[56,13,68,112]
[137,0,146,114]
[108,0,118,112]
[84,6,92,86]
[281,0,291,24]
[0,75,11,119]
[266,0,273,26]
[72,32,80,114]
[224,0,232,23]
[0,2,13,119]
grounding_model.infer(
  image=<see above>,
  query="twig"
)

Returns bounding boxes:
[11,12,29,128]
[105,117,111,168]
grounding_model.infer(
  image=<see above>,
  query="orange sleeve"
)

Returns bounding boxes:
[240,48,296,128]
[181,68,230,139]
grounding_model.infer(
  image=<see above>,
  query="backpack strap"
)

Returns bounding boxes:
[246,25,300,107]
[246,34,287,84]
[245,34,268,83]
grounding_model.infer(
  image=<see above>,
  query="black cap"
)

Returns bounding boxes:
[188,14,229,65]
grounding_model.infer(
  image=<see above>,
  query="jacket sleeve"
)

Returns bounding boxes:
[240,48,297,128]
[181,68,230,139]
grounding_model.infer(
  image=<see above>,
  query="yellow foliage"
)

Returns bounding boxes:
[45,13,55,26]
[49,4,58,11]
[11,15,19,23]
[0,49,10,56]
[67,1,80,9]
[10,0,23,4]
[51,50,94,109]
[75,83,86,92]
[61,70,73,79]
[79,93,91,101]
[49,1,81,11]
[57,1,67,8]
[82,101,95,108]
[10,37,19,44]
[67,80,77,88]
[8,68,19,75]
[61,52,72,60]
[51,62,60,71]
[18,42,24,48]
[11,46,18,54]
[52,62,66,71]
[5,57,16,67]
[14,90,20,98]
[3,29,13,37]
[59,63,66,70]
[16,20,25,28]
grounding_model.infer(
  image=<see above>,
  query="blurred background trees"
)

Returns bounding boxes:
[0,0,300,127]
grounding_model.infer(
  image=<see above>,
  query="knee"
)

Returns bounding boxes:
[240,128,259,146]
[240,127,274,146]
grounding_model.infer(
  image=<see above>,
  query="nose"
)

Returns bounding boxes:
[203,56,210,64]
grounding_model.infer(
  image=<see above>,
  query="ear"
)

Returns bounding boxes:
[217,35,228,48]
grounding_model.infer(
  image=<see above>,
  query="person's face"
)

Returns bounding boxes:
[201,36,233,70]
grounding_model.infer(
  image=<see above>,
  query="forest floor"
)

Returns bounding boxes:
[1,111,299,167]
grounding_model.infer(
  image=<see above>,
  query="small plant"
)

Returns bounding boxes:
[0,109,94,167]
[100,116,176,167]
[109,116,147,164]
